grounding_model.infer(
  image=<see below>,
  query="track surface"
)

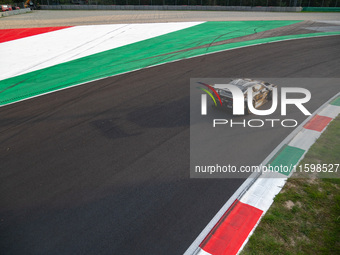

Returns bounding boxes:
[1,36,340,254]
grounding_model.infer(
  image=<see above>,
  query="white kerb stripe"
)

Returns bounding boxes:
[318,104,340,119]
[240,171,287,212]
[288,128,321,151]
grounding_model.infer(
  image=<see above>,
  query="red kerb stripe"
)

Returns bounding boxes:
[200,200,263,255]
[0,26,72,43]
[303,115,332,132]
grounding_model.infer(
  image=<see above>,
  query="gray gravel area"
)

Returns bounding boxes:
[1,10,340,28]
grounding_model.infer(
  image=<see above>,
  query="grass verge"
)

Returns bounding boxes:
[241,115,340,255]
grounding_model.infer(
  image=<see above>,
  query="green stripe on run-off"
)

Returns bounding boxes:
[1,21,307,106]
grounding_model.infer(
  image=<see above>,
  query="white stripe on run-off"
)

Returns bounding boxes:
[0,22,203,81]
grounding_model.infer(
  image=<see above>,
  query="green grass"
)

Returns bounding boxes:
[241,115,340,255]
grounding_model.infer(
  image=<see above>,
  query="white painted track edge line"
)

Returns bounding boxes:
[1,33,340,109]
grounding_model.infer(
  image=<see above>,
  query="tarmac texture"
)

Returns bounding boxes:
[1,35,340,254]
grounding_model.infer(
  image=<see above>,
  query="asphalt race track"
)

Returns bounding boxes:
[1,35,340,254]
